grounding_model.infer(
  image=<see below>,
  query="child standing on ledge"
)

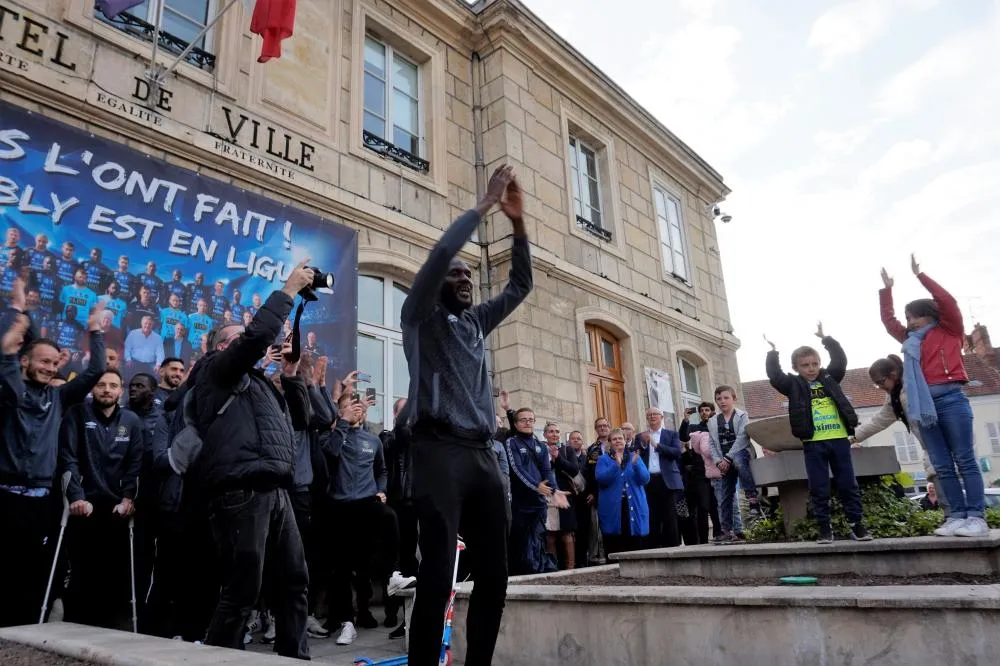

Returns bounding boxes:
[765,323,872,544]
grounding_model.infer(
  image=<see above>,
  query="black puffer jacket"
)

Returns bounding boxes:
[766,336,858,441]
[190,290,299,494]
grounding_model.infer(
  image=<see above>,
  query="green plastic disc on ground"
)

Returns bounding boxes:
[780,576,818,585]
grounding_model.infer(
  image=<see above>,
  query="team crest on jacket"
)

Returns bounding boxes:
[117,426,128,437]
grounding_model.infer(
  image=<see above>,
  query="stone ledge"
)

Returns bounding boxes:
[0,623,301,665]
[508,564,619,584]
[500,584,1000,610]
[610,531,1000,561]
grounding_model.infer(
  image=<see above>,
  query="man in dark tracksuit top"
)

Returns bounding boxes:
[127,372,165,631]
[304,375,336,637]
[59,370,144,628]
[147,380,217,641]
[505,408,558,575]
[0,289,106,628]
[323,396,388,644]
[191,263,314,659]
[400,165,533,666]
[381,397,415,636]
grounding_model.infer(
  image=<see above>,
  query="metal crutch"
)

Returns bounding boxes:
[128,515,138,634]
[40,471,72,624]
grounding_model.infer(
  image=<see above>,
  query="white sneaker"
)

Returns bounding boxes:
[335,621,357,646]
[954,517,989,538]
[243,610,261,644]
[306,615,329,638]
[387,571,417,596]
[262,611,276,644]
[934,517,967,537]
[49,598,64,623]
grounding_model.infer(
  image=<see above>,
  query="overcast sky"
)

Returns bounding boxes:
[518,0,1000,381]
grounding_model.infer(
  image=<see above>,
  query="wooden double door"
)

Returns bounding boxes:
[585,324,627,428]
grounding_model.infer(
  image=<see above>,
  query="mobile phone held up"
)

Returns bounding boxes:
[366,387,377,401]
[356,372,372,383]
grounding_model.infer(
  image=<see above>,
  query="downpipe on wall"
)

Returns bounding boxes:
[471,50,495,379]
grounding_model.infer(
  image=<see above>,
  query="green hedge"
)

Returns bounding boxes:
[745,476,1000,542]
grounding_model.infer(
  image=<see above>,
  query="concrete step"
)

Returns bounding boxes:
[0,622,309,665]
[610,530,1000,579]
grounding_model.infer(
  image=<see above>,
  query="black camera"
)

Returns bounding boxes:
[298,266,334,302]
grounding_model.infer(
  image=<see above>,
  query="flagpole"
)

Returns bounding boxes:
[157,0,241,82]
[143,0,166,108]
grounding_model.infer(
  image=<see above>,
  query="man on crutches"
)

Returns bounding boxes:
[40,471,73,624]
[0,279,106,629]
[58,369,144,630]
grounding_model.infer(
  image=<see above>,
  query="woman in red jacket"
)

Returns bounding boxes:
[879,254,986,538]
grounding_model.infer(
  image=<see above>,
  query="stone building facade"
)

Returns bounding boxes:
[0,0,740,434]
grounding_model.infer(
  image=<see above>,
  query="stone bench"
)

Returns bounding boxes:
[746,416,901,534]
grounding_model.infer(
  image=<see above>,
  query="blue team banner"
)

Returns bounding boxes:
[0,101,358,381]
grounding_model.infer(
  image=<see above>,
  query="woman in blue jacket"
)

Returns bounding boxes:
[597,428,650,555]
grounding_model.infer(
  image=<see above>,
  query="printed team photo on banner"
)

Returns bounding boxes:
[0,102,359,381]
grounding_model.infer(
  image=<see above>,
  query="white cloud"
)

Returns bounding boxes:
[814,127,869,156]
[858,138,935,187]
[873,7,999,118]
[885,160,1000,231]
[624,10,790,166]
[873,36,977,117]
[808,0,939,68]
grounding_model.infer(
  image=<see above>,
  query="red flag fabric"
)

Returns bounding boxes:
[250,0,296,63]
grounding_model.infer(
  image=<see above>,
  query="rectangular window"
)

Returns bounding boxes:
[96,0,217,69]
[988,422,1000,455]
[653,187,689,281]
[678,357,701,409]
[893,432,921,464]
[363,35,426,171]
[569,136,608,240]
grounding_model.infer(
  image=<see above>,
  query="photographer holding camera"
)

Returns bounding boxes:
[190,259,316,660]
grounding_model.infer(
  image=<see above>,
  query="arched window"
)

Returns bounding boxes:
[677,354,706,415]
[357,274,410,432]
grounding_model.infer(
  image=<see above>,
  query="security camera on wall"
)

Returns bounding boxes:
[706,203,733,223]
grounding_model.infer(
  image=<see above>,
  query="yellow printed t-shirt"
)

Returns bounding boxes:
[806,380,848,442]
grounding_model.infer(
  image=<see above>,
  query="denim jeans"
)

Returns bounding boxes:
[204,488,309,660]
[715,449,757,533]
[919,386,984,518]
[803,438,863,526]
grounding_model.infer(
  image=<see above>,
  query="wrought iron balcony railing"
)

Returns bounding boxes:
[95,10,216,71]
[363,130,431,174]
[576,215,613,242]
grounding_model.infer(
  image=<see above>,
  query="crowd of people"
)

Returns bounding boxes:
[0,266,418,660]
[484,257,989,571]
[0,160,989,666]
